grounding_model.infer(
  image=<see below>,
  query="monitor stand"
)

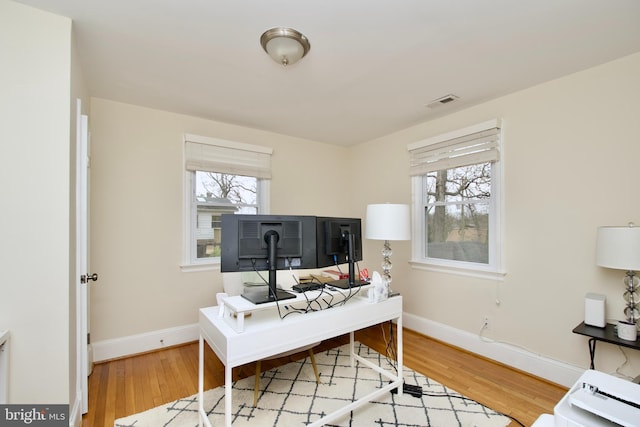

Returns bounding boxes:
[327,237,369,290]
[242,231,299,304]
[241,289,296,305]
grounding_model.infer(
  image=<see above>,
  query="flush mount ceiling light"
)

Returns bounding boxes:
[260,27,310,66]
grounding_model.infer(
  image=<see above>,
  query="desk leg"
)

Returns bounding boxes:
[397,317,403,396]
[588,338,596,370]
[225,364,232,427]
[198,335,213,427]
[198,335,204,427]
[349,331,355,367]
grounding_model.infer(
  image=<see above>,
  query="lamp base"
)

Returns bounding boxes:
[617,320,637,341]
[381,240,394,296]
[623,271,639,328]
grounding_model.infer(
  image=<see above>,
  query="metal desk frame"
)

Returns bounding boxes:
[572,321,640,369]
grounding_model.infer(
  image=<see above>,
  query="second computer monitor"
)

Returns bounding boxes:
[316,216,362,268]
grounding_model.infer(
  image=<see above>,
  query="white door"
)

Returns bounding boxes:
[76,98,96,414]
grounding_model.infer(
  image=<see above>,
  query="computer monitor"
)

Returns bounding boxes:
[220,214,317,304]
[316,217,364,288]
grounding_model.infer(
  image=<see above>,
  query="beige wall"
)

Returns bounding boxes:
[88,99,353,342]
[0,0,72,404]
[353,52,640,376]
[5,0,639,404]
[90,53,640,380]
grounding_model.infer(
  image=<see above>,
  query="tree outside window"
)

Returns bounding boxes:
[194,172,258,259]
[425,163,491,264]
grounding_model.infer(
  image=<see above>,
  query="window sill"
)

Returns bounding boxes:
[409,260,506,281]
[180,261,220,273]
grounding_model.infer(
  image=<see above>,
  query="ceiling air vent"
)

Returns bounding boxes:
[426,94,459,109]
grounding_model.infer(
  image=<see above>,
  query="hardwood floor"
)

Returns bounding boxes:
[82,325,567,427]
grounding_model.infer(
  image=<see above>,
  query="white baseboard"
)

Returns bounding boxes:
[92,324,199,362]
[403,312,584,388]
[69,395,81,427]
[91,314,583,388]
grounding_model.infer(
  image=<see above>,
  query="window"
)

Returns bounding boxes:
[183,134,271,269]
[194,172,259,259]
[407,120,503,277]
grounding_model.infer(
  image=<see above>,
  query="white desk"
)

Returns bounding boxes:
[198,293,403,427]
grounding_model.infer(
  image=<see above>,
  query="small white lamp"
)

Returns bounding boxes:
[596,223,640,337]
[366,204,411,296]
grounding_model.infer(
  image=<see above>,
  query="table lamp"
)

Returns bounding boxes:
[365,204,410,296]
[596,223,640,332]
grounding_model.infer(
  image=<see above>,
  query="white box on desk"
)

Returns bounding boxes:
[584,293,605,328]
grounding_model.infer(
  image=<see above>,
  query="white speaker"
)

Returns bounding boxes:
[584,293,606,327]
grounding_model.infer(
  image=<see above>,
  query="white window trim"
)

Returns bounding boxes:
[180,134,271,272]
[181,170,211,272]
[408,120,506,280]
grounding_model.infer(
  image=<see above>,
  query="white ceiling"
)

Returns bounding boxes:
[15,0,640,146]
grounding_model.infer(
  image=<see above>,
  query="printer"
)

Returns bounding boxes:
[550,369,640,427]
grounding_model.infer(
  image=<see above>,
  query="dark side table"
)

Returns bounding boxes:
[572,321,640,369]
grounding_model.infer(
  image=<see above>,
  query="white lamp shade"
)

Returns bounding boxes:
[596,225,640,271]
[365,204,411,241]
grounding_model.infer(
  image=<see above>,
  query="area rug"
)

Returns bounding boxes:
[115,342,510,426]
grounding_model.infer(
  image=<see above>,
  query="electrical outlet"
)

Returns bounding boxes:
[482,316,490,330]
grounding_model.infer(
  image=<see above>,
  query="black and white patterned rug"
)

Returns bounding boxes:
[115,342,510,426]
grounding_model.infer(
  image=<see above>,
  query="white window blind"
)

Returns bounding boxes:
[407,119,501,176]
[184,133,272,179]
